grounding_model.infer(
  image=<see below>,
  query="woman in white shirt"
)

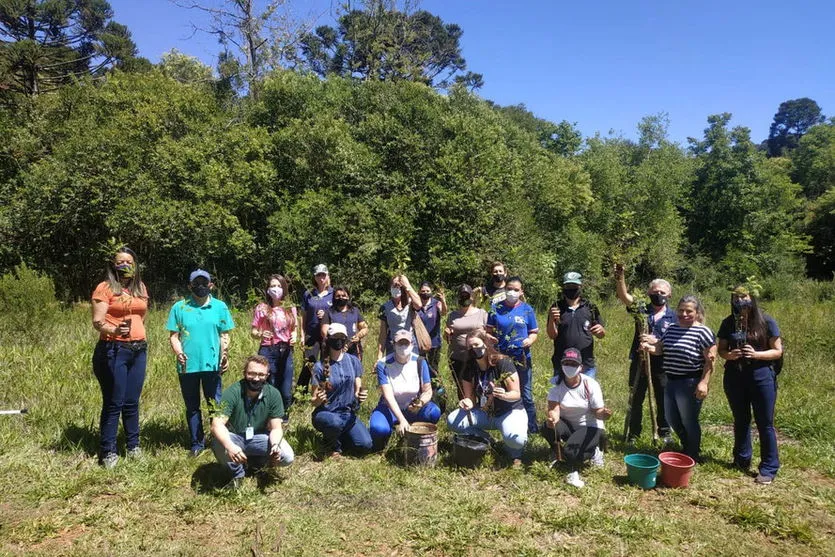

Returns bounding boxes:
[544,347,613,488]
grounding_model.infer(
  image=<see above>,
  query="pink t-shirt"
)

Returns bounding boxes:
[251,303,297,345]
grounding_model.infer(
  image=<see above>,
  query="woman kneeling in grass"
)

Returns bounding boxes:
[310,324,372,458]
[447,330,527,467]
[543,347,612,488]
[642,295,716,462]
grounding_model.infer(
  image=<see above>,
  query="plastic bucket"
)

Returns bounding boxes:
[624,453,660,489]
[452,434,490,468]
[403,422,438,467]
[658,451,696,488]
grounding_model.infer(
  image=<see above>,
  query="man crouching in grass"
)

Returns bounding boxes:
[211,355,295,489]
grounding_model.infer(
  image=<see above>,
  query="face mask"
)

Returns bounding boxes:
[115,263,134,277]
[470,346,486,360]
[419,292,431,301]
[394,343,412,360]
[245,379,266,392]
[191,284,210,298]
[390,287,401,299]
[504,290,520,304]
[327,337,346,351]
[267,286,283,300]
[562,364,581,378]
[458,295,472,306]
[333,298,348,309]
[493,274,505,284]
[649,293,668,307]
[732,299,753,312]
[563,287,580,300]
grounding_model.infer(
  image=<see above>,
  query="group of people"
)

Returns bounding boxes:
[90,250,783,489]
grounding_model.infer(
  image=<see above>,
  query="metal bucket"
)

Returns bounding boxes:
[403,422,438,467]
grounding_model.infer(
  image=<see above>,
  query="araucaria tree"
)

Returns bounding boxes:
[0,0,136,95]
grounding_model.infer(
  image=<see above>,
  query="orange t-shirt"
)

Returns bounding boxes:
[92,281,149,342]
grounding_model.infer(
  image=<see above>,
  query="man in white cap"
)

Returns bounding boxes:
[299,264,333,390]
[546,272,605,379]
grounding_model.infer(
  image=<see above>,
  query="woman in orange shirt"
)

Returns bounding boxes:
[90,247,149,469]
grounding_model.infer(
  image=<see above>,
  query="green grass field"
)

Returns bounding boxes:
[1,296,833,556]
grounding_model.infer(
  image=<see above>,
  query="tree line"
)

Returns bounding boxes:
[0,1,832,307]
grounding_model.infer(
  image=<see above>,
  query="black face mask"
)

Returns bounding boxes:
[191,284,210,298]
[458,295,472,306]
[493,274,505,284]
[245,379,266,392]
[563,287,580,300]
[732,299,753,313]
[419,292,431,301]
[327,337,347,351]
[333,298,348,310]
[470,346,486,360]
[649,293,668,307]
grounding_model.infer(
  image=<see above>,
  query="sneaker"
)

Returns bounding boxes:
[661,436,674,448]
[126,447,142,459]
[733,458,752,472]
[565,471,585,488]
[590,447,604,468]
[190,448,204,458]
[101,452,118,470]
[511,458,523,469]
[754,474,774,485]
[328,451,342,460]
[223,477,244,491]
[626,435,638,446]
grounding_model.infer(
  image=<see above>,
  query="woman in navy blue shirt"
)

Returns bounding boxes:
[717,286,783,485]
[310,323,372,458]
[417,281,447,374]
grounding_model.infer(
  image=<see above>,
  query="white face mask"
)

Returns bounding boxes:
[390,287,402,299]
[562,364,581,378]
[394,342,412,361]
[267,286,283,300]
[505,290,520,304]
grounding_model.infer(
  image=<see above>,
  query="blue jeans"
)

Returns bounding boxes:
[447,407,528,458]
[311,409,373,455]
[369,401,442,450]
[508,354,538,433]
[92,340,147,456]
[212,432,294,479]
[178,371,222,451]
[723,366,779,477]
[258,343,294,417]
[664,376,703,460]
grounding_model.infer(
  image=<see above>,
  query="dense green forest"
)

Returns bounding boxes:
[1,1,833,306]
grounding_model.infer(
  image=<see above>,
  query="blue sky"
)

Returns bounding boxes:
[109,0,834,145]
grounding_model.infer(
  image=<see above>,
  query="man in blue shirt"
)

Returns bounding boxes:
[167,269,235,456]
[299,264,333,391]
[487,276,539,434]
[615,264,675,445]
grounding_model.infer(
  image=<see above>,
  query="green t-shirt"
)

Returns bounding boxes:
[219,380,285,435]
[166,295,235,373]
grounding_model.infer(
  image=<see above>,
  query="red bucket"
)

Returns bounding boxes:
[658,451,696,488]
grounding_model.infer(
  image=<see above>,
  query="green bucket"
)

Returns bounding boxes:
[624,453,660,489]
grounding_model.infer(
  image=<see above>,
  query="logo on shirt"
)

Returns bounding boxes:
[583,320,590,331]
[514,316,525,325]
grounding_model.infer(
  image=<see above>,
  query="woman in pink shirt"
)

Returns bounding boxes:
[251,274,300,423]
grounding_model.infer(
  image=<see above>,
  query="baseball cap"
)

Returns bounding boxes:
[562,272,582,285]
[393,329,412,343]
[189,269,211,283]
[313,264,329,275]
[327,323,348,338]
[561,348,582,364]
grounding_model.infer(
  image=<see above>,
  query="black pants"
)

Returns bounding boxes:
[298,336,324,392]
[628,355,670,438]
[541,420,602,470]
[449,357,468,400]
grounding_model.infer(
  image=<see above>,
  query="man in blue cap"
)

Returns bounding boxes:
[546,272,606,379]
[167,269,236,456]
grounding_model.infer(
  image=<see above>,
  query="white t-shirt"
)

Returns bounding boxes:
[376,355,431,410]
[546,376,605,430]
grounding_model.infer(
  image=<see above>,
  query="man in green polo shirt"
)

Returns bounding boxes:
[211,355,294,488]
[167,269,235,456]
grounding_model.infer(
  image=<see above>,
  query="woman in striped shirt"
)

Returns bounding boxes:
[641,295,716,460]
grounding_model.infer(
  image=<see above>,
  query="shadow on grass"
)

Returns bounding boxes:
[191,463,229,493]
[49,415,189,456]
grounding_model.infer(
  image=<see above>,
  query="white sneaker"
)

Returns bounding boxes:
[591,447,604,468]
[565,471,585,488]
